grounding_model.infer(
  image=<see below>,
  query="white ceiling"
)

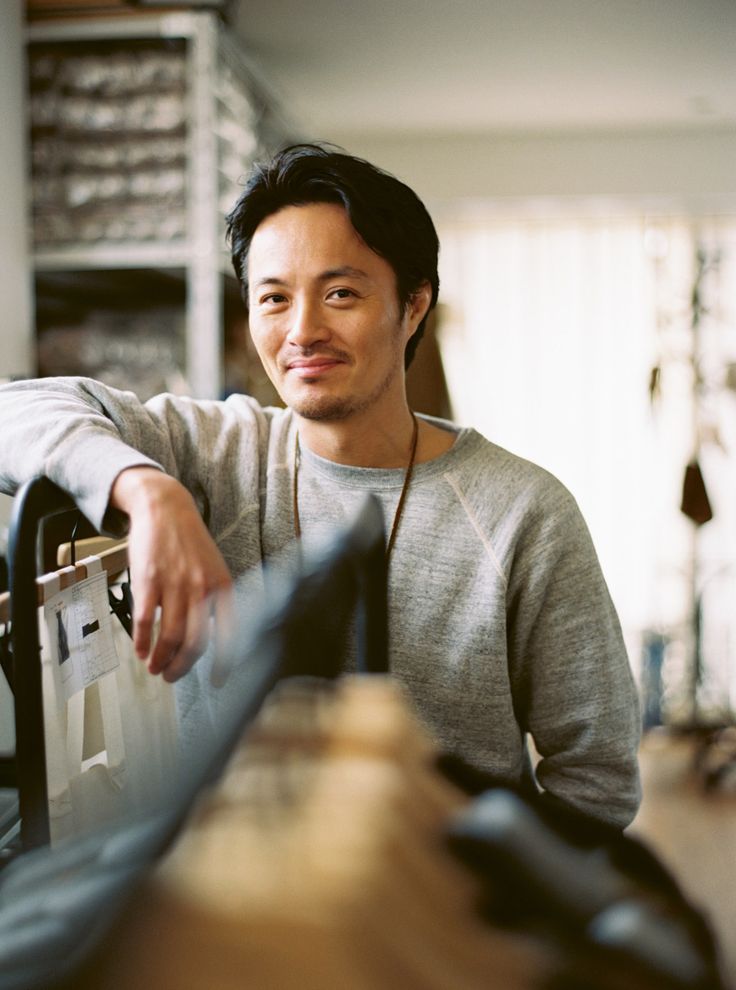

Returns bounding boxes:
[232,0,736,137]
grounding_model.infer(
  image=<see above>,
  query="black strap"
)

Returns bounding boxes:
[108,581,134,639]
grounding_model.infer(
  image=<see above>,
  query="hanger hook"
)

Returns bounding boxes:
[69,513,81,567]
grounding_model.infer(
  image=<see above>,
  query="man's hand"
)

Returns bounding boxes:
[110,467,233,682]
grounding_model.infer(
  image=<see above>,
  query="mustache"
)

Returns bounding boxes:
[281,346,351,365]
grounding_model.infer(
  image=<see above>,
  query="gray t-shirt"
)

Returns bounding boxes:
[0,377,641,827]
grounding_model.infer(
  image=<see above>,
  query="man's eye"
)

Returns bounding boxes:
[329,288,355,300]
[262,293,287,305]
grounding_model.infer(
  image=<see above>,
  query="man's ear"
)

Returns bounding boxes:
[406,282,433,334]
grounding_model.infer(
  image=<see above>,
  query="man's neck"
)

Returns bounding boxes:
[296,406,416,468]
[294,406,457,468]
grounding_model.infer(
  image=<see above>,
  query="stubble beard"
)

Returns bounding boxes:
[286,351,403,424]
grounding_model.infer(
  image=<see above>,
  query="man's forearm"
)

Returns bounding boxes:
[1,378,234,683]
[110,465,233,682]
[0,378,163,531]
[110,465,176,517]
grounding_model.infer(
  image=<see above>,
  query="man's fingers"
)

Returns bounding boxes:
[149,592,216,682]
[112,471,233,680]
[132,588,157,660]
[159,599,210,683]
[148,595,188,675]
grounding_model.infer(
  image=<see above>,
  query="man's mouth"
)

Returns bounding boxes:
[286,356,345,377]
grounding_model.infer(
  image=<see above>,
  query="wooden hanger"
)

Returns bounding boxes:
[0,542,128,626]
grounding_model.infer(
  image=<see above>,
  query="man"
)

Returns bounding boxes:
[0,144,640,828]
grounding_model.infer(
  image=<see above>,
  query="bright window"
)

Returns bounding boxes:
[438,211,736,722]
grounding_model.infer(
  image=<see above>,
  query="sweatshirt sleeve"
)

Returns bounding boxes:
[506,482,642,829]
[0,376,264,537]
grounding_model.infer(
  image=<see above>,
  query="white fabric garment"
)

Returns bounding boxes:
[38,565,178,844]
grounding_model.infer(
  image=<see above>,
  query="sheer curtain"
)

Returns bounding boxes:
[437,211,736,717]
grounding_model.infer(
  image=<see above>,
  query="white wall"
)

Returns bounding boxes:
[0,0,28,750]
[0,494,12,532]
[0,0,33,379]
[330,127,736,213]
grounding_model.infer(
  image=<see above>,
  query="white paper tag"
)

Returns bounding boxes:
[43,570,120,701]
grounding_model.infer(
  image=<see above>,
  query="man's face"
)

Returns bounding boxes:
[246,202,427,423]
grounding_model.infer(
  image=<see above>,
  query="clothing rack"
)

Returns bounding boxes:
[1,476,389,855]
[2,478,136,850]
[0,535,128,805]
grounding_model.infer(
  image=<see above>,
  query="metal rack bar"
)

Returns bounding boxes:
[5,478,129,851]
[33,244,233,274]
[7,478,76,849]
[186,12,222,399]
[26,12,200,43]
[34,243,191,271]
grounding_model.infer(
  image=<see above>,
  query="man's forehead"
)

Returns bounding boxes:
[247,203,384,280]
[252,201,354,240]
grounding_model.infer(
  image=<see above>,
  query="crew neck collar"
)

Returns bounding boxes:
[293,414,476,490]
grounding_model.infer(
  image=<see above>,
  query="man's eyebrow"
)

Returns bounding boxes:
[252,276,288,290]
[318,266,370,281]
[252,267,370,291]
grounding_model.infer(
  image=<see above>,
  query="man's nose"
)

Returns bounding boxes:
[286,298,330,348]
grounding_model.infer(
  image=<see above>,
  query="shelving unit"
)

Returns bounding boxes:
[27,10,289,399]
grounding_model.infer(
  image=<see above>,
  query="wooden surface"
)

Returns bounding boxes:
[631,731,736,986]
[78,677,551,990]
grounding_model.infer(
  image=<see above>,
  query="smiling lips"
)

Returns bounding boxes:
[286,356,346,378]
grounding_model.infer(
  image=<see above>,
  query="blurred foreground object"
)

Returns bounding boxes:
[0,482,725,989]
[449,787,726,990]
[74,677,548,990]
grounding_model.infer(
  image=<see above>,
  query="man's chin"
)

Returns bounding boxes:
[290,395,357,422]
[279,381,360,421]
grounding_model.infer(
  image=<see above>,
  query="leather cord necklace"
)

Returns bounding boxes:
[292,412,419,562]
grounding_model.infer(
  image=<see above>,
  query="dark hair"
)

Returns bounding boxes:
[225,143,439,369]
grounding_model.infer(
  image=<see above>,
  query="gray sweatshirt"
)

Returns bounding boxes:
[0,377,641,827]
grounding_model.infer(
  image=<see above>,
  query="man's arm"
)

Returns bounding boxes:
[0,377,166,531]
[110,467,232,681]
[507,488,641,830]
[0,377,237,680]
